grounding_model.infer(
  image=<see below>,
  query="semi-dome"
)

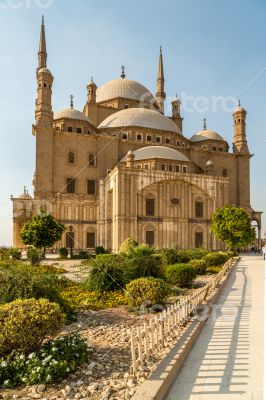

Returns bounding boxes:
[190,129,224,142]
[54,108,93,124]
[96,78,153,103]
[98,108,182,134]
[120,146,190,162]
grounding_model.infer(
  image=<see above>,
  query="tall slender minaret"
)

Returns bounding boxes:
[233,101,249,154]
[232,101,251,208]
[35,16,53,128]
[34,16,54,198]
[155,46,166,114]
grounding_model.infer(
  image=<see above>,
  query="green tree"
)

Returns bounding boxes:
[211,205,255,249]
[20,213,65,254]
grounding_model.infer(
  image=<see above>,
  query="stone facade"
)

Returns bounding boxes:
[11,19,262,251]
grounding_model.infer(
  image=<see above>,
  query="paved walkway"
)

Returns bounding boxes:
[166,255,264,400]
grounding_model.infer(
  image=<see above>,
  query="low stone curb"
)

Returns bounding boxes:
[131,257,239,400]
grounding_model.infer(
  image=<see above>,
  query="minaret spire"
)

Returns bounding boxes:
[38,15,47,69]
[35,16,53,128]
[155,46,166,114]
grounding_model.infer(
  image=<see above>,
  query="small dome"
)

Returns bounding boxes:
[96,78,153,103]
[206,160,213,166]
[120,146,190,162]
[18,192,32,200]
[38,67,52,75]
[98,108,182,134]
[54,108,94,124]
[190,129,224,142]
[233,106,246,113]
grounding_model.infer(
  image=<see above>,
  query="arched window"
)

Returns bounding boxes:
[88,154,96,166]
[147,135,152,142]
[122,133,128,140]
[137,133,143,141]
[146,230,154,246]
[222,168,227,177]
[195,201,203,218]
[67,127,73,132]
[146,198,155,216]
[195,232,203,248]
[87,232,96,248]
[68,151,75,164]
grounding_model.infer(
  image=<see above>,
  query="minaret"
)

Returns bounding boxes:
[233,101,249,154]
[171,93,183,132]
[34,17,54,199]
[233,101,251,208]
[87,77,97,103]
[38,15,47,70]
[35,16,53,128]
[155,46,166,114]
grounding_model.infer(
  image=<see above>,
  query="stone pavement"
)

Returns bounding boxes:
[166,255,264,400]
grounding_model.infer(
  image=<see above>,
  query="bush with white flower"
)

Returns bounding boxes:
[0,332,90,387]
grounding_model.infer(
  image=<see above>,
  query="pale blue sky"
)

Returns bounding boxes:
[0,0,265,245]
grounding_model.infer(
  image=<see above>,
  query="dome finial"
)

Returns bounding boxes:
[238,99,241,107]
[121,65,125,79]
[91,76,93,82]
[24,186,26,194]
[70,94,74,109]
[41,15,44,25]
[203,118,207,130]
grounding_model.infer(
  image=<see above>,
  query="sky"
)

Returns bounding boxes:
[0,0,265,245]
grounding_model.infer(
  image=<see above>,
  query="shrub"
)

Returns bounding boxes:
[0,248,10,260]
[159,249,193,265]
[59,247,68,259]
[0,298,65,356]
[59,283,127,310]
[189,259,207,275]
[8,248,22,260]
[206,266,222,274]
[164,263,197,287]
[119,238,138,254]
[227,250,238,257]
[127,244,156,258]
[126,277,171,307]
[0,332,90,387]
[71,251,89,259]
[84,254,127,291]
[187,248,209,260]
[27,247,43,265]
[0,262,72,316]
[124,254,162,280]
[95,246,107,255]
[203,252,229,267]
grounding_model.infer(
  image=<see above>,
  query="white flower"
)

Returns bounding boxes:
[1,361,7,367]
[4,380,9,385]
[28,353,35,359]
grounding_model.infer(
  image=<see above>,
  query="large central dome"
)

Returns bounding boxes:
[96,78,153,103]
[98,108,182,134]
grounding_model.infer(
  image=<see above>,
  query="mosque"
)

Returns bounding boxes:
[11,18,262,252]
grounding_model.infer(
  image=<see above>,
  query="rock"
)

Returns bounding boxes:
[127,378,137,388]
[37,384,46,393]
